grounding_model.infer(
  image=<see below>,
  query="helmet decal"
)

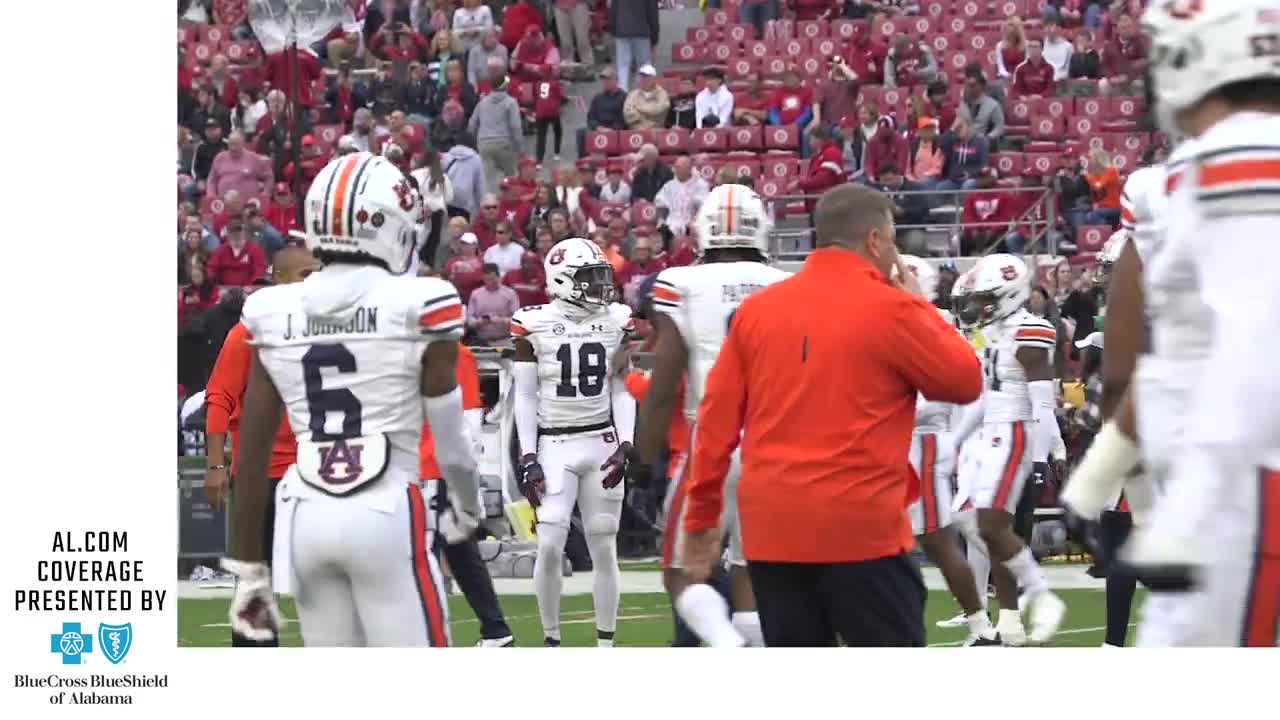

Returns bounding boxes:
[548,247,566,265]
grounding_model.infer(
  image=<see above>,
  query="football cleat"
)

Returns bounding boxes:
[1115,529,1201,592]
[1023,590,1067,644]
[936,612,969,629]
[477,635,515,647]
[963,633,1003,647]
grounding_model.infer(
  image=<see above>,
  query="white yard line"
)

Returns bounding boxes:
[927,623,1135,647]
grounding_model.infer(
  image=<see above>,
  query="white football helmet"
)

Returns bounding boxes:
[544,237,616,307]
[1142,0,1280,134]
[966,253,1033,327]
[951,267,978,327]
[896,254,939,302]
[1095,229,1127,289]
[305,152,421,274]
[692,183,773,257]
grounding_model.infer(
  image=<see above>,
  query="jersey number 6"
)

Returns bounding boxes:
[302,343,363,441]
[555,342,607,398]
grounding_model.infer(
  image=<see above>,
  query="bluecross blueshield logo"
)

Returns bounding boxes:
[98,622,133,664]
[50,622,93,665]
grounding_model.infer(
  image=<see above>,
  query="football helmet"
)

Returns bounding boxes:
[965,253,1032,328]
[305,153,421,274]
[897,254,939,301]
[692,183,773,257]
[544,237,616,307]
[1142,0,1280,134]
[1095,229,1127,289]
[951,268,979,327]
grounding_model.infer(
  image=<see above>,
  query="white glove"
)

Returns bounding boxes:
[1062,421,1140,521]
[438,490,481,545]
[220,558,282,643]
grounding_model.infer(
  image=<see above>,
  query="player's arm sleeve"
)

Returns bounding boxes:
[510,310,540,457]
[952,395,985,446]
[415,285,467,340]
[683,304,749,534]
[1015,321,1061,462]
[885,297,984,404]
[204,322,252,435]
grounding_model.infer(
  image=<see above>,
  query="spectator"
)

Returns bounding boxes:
[498,182,533,239]
[511,26,562,87]
[466,263,521,342]
[441,135,485,218]
[211,190,244,238]
[244,203,285,259]
[323,0,366,67]
[261,44,322,107]
[452,0,494,50]
[469,75,524,192]
[191,84,231,141]
[263,182,298,236]
[1042,20,1074,83]
[178,261,219,328]
[598,162,632,203]
[1067,31,1102,92]
[1046,258,1098,354]
[180,211,219,253]
[843,101,881,181]
[654,156,710,239]
[398,62,434,120]
[508,157,540,202]
[366,62,402,117]
[695,67,734,129]
[590,228,627,271]
[427,30,464,88]
[525,183,560,234]
[553,166,590,225]
[791,124,844,214]
[1084,148,1122,227]
[1042,0,1084,27]
[813,59,860,131]
[864,116,908,185]
[472,194,502,247]
[179,229,210,283]
[191,119,228,196]
[343,108,378,153]
[1051,151,1091,235]
[232,87,267,139]
[937,117,990,191]
[616,234,667,307]
[411,150,454,267]
[883,33,939,89]
[956,71,1005,144]
[373,21,430,62]
[553,0,596,68]
[959,169,1018,255]
[733,72,772,127]
[580,67,627,154]
[624,65,671,130]
[769,66,815,153]
[499,0,543,52]
[435,59,480,121]
[504,250,549,306]
[467,30,509,87]
[921,81,955,138]
[416,0,454,37]
[547,207,575,244]
[206,219,266,286]
[995,16,1028,81]
[444,231,487,300]
[534,224,558,259]
[1100,14,1146,96]
[282,135,326,195]
[875,163,929,252]
[206,54,239,112]
[208,131,273,200]
[792,0,841,20]
[1011,39,1056,98]
[533,74,566,164]
[906,117,946,189]
[631,144,674,202]
[667,76,699,130]
[610,0,660,91]
[326,64,369,128]
[843,20,887,85]
[739,0,780,39]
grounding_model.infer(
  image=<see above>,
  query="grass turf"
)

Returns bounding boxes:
[178,588,1140,647]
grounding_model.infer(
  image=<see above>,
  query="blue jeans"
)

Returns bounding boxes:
[615,37,653,93]
[1086,206,1121,228]
[739,1,779,39]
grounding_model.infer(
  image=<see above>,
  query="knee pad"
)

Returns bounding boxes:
[535,523,569,554]
[585,513,619,537]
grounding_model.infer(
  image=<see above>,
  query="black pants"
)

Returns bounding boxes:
[430,482,512,641]
[232,477,282,648]
[747,553,926,647]
[535,116,563,163]
[419,209,447,268]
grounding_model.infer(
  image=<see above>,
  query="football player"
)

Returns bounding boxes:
[636,184,790,647]
[1070,0,1280,646]
[510,237,638,647]
[221,152,483,647]
[897,256,1000,646]
[951,254,1067,645]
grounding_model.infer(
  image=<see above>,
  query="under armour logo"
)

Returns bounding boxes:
[591,324,605,332]
[316,439,365,484]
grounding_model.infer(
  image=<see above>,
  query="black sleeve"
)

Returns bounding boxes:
[648,1,660,45]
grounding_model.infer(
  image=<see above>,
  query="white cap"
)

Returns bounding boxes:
[637,64,657,77]
[1074,331,1103,350]
[459,232,478,245]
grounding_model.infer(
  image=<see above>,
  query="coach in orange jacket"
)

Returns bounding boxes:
[682,184,983,647]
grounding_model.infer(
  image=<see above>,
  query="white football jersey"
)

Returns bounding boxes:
[1120,163,1169,266]
[980,309,1056,423]
[650,261,791,421]
[510,300,634,432]
[1144,139,1211,364]
[916,308,967,433]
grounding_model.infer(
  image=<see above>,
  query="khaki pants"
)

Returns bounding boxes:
[478,139,516,193]
[554,3,595,66]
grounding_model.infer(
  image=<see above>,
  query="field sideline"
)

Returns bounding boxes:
[178,565,1139,647]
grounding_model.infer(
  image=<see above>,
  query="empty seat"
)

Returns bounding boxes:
[993,152,1025,176]
[729,125,764,151]
[1076,225,1111,252]
[693,128,730,152]
[655,127,691,154]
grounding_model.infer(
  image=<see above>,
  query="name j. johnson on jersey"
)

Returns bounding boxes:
[722,283,765,303]
[283,307,378,340]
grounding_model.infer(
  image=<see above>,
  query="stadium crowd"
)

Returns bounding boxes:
[177,0,1147,397]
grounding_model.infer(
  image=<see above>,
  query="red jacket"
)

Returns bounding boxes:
[512,38,558,83]
[500,2,543,50]
[443,254,485,302]
[844,39,887,85]
[210,74,239,111]
[797,144,845,212]
[961,188,1018,231]
[284,155,326,195]
[371,29,429,62]
[507,177,539,204]
[662,240,697,268]
[262,47,322,106]
[790,0,839,20]
[473,215,499,250]
[534,79,564,120]
[1102,36,1146,79]
[864,133,909,183]
[206,240,266,286]
[889,43,926,88]
[503,268,549,307]
[499,199,532,235]
[1012,59,1055,97]
[332,83,358,126]
[264,202,299,235]
[178,283,219,327]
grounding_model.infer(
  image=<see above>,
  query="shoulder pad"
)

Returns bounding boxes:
[240,284,285,342]
[650,268,685,310]
[408,277,465,339]
[1193,144,1280,218]
[511,304,549,339]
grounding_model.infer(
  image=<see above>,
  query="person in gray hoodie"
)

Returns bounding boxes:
[609,0,660,91]
[467,74,524,192]
[444,139,486,220]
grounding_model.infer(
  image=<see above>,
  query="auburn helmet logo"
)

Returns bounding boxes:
[392,178,415,212]
[1001,265,1018,281]
[548,247,566,265]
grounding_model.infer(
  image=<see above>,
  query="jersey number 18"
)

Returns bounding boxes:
[555,342,607,398]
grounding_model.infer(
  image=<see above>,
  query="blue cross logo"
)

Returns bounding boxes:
[50,622,93,665]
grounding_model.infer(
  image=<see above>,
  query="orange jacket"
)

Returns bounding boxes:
[625,370,690,477]
[419,345,483,479]
[204,322,296,479]
[684,249,982,563]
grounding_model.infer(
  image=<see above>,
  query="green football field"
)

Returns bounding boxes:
[178,588,1141,647]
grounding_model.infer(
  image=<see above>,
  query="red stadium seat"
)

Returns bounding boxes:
[1121,132,1150,155]
[632,200,658,226]
[722,157,760,179]
[798,55,824,77]
[729,57,758,77]
[831,19,863,42]
[1069,252,1098,267]
[203,24,231,44]
[797,21,827,40]
[225,40,259,64]
[1040,97,1071,119]
[1008,99,1034,125]
[1111,96,1143,118]
[745,40,771,59]
[1101,119,1138,133]
[1071,115,1097,137]
[655,128,690,154]
[192,42,215,64]
[619,130,655,154]
[926,1,946,18]
[909,17,934,37]
[959,1,982,19]
[726,24,753,44]
[874,16,895,39]
[858,84,883,106]
[200,194,225,218]
[758,177,785,199]
[1024,141,1065,154]
[729,125,763,151]
[708,42,736,64]
[945,16,970,35]
[314,124,343,147]
[673,43,703,64]
[947,51,972,73]
[968,32,994,52]
[762,55,789,76]
[1111,150,1139,171]
[707,9,732,27]
[693,128,730,152]
[1031,115,1065,139]
[762,156,799,180]
[1085,135,1108,152]
[778,37,810,57]
[1076,225,1110,253]
[881,87,906,109]
[178,25,193,45]
[1075,96,1106,120]
[765,125,800,151]
[812,37,840,58]
[688,26,714,44]
[1024,153,1057,175]
[996,0,1026,19]
[994,152,1025,176]
[930,34,955,54]
[694,161,718,184]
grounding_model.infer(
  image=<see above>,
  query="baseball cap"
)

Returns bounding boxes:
[600,66,616,78]
[459,232,478,245]
[301,134,316,147]
[638,64,657,77]
[1075,331,1104,350]
[205,117,221,128]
